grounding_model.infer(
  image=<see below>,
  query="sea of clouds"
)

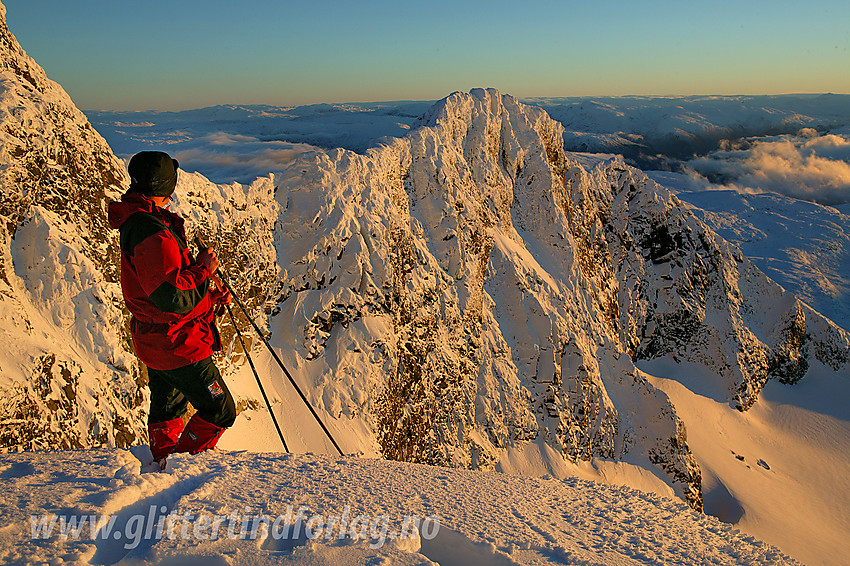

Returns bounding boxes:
[686,128,850,205]
[86,103,430,184]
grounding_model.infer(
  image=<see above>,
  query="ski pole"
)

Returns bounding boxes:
[191,242,288,452]
[223,301,289,453]
[196,238,345,457]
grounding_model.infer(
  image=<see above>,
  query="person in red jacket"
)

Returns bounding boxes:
[107,151,236,468]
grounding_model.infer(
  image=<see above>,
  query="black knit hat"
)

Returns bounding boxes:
[128,151,179,197]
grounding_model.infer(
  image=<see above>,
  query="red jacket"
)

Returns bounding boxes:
[108,192,221,370]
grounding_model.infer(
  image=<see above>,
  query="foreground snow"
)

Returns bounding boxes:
[217,344,850,566]
[0,448,798,566]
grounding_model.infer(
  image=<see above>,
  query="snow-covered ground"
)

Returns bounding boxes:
[1,447,800,566]
[211,341,850,566]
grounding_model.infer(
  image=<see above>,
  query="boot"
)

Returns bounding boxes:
[174,414,227,455]
[148,417,185,461]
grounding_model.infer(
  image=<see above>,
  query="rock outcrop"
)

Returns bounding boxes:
[0,3,143,449]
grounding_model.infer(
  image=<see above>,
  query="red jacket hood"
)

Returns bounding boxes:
[108,192,185,235]
[108,192,158,230]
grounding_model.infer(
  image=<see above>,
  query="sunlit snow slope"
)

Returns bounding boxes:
[0,449,801,566]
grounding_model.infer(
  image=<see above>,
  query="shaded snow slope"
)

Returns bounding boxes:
[0,449,801,566]
[640,356,850,566]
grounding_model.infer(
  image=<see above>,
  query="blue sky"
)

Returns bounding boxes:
[4,0,849,111]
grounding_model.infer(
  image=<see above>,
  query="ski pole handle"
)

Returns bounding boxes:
[194,237,230,314]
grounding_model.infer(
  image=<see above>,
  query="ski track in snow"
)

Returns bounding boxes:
[0,449,800,566]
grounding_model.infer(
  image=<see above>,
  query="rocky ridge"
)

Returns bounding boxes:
[0,3,144,450]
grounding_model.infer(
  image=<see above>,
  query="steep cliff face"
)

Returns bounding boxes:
[563,159,849,409]
[0,3,145,449]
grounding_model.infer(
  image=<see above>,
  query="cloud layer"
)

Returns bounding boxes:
[687,129,850,205]
[170,134,319,185]
[87,102,430,184]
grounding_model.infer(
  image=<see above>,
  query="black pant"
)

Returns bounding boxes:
[147,357,236,428]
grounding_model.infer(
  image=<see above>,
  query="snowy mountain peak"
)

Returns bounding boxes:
[248,87,847,515]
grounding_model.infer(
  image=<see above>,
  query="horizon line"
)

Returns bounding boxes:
[81,91,850,114]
